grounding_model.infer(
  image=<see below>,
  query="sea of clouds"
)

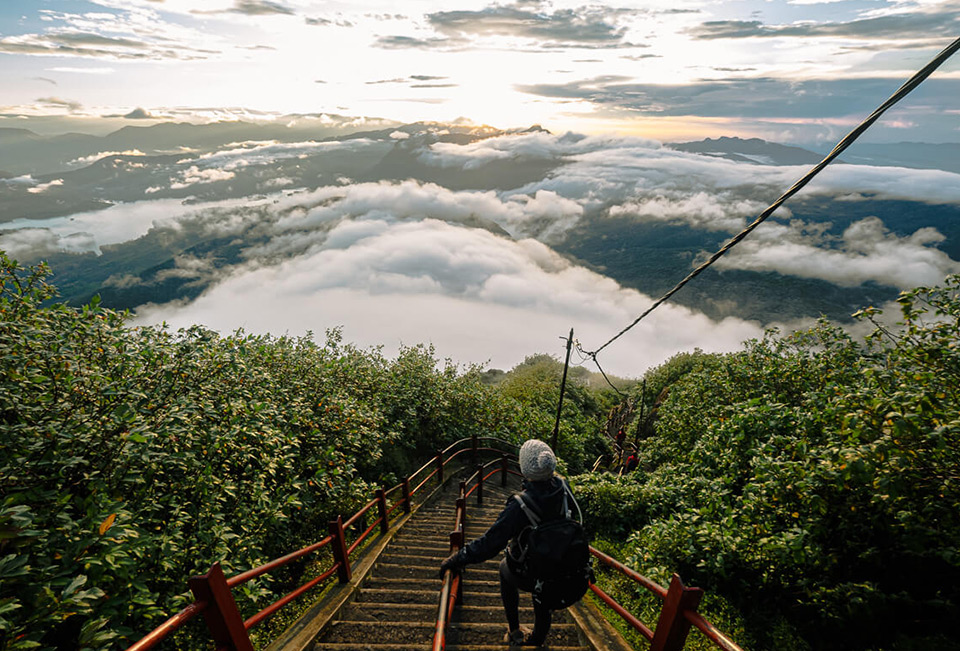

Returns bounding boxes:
[4,130,959,376]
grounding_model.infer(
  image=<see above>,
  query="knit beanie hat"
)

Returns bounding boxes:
[519,439,556,481]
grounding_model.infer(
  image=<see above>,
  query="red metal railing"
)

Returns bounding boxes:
[126,434,513,651]
[430,439,743,651]
[433,449,519,651]
[589,549,744,651]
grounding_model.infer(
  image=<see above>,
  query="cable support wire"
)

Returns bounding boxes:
[582,35,960,361]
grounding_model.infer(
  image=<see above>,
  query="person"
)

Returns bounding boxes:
[439,439,575,647]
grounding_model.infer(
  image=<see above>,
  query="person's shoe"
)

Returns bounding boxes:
[503,626,530,646]
[522,633,547,648]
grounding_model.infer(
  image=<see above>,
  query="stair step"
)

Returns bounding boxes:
[338,602,436,623]
[319,621,434,644]
[355,588,439,604]
[374,562,498,580]
[447,622,582,646]
[311,645,588,651]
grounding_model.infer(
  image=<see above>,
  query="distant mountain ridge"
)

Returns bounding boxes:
[669,136,960,174]
[668,136,825,166]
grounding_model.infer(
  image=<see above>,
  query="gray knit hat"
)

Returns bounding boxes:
[519,439,556,481]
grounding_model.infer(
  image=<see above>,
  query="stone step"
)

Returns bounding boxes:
[311,646,588,651]
[338,602,436,623]
[319,621,434,645]
[447,622,582,647]
[379,551,449,565]
[316,621,584,647]
[374,562,498,581]
[355,588,439,604]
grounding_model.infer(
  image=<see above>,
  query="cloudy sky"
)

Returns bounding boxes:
[1,0,959,144]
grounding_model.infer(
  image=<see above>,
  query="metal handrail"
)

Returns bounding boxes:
[588,548,744,651]
[590,547,667,598]
[244,563,341,630]
[684,611,744,651]
[125,601,207,651]
[126,435,495,650]
[227,536,334,588]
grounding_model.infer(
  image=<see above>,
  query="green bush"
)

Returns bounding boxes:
[1,253,605,650]
[578,276,960,650]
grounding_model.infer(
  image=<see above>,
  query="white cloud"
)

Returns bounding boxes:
[194,138,387,170]
[133,219,766,376]
[271,179,584,249]
[719,216,960,288]
[608,191,770,232]
[68,150,146,166]
[170,165,236,189]
[26,179,64,193]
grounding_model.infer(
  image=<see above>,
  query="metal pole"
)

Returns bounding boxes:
[632,378,646,449]
[551,328,574,452]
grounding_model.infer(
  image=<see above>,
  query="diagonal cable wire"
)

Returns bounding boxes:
[583,35,960,360]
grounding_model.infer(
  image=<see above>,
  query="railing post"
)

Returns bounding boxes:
[450,529,465,605]
[501,454,508,487]
[328,516,352,584]
[401,477,411,513]
[471,433,478,465]
[456,495,466,536]
[376,487,389,535]
[437,450,444,487]
[475,464,484,506]
[650,574,704,651]
[187,562,254,651]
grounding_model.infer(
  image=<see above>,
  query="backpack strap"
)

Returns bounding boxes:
[513,494,542,527]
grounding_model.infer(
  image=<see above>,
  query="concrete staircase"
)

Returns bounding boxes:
[310,479,592,651]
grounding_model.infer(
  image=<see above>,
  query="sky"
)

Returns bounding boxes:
[1,1,959,379]
[1,0,959,144]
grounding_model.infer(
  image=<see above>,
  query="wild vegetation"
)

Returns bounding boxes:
[0,253,613,650]
[576,275,960,650]
[5,249,959,651]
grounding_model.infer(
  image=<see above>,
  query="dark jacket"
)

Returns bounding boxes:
[452,476,572,572]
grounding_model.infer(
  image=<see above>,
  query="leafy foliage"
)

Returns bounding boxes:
[575,275,960,650]
[0,254,614,650]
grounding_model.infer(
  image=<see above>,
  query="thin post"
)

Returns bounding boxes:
[551,327,574,452]
[449,530,465,605]
[471,433,478,465]
[633,378,646,448]
[475,464,483,506]
[188,562,254,651]
[401,477,411,513]
[456,496,466,536]
[501,454,508,487]
[649,574,704,651]
[376,488,389,535]
[328,516,352,584]
[436,450,444,486]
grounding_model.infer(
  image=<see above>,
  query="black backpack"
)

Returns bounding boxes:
[509,483,594,610]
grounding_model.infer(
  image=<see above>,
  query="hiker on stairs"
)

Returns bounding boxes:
[439,439,583,648]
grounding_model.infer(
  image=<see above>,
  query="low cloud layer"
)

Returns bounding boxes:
[6,127,960,374]
[133,218,766,376]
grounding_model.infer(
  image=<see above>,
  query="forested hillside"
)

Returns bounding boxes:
[577,276,960,650]
[0,253,615,650]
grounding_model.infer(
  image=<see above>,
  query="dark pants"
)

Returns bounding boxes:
[499,558,551,644]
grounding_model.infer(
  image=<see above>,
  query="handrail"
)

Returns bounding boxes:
[432,450,518,650]
[588,548,743,651]
[244,563,341,630]
[684,611,744,651]
[590,547,667,598]
[125,601,207,651]
[227,536,334,588]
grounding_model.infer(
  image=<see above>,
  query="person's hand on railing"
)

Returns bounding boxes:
[439,550,464,578]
